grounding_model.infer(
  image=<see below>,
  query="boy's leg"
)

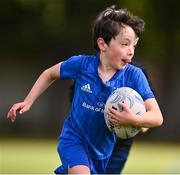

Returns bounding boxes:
[55,140,110,174]
[68,165,90,174]
[54,139,91,174]
[55,144,90,174]
[106,138,134,174]
[55,165,90,174]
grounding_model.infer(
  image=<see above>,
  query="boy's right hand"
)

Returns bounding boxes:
[7,101,31,123]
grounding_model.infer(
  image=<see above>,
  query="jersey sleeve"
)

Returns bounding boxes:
[60,55,83,80]
[134,68,155,101]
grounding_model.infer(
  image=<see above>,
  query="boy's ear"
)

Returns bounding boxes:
[97,37,108,52]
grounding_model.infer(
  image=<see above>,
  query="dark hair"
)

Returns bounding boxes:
[92,6,145,52]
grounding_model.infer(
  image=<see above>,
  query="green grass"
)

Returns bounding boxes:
[1,138,180,174]
[0,138,60,174]
[122,141,180,174]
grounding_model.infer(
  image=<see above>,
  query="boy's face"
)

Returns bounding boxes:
[105,25,139,70]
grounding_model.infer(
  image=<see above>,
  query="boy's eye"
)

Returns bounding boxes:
[121,43,128,46]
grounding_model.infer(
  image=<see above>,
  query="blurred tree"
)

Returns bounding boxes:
[0,0,180,140]
[1,0,179,60]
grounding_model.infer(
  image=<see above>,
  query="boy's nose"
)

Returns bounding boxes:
[128,46,134,56]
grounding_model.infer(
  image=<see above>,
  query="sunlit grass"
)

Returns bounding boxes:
[122,141,180,174]
[1,138,180,174]
[0,138,60,174]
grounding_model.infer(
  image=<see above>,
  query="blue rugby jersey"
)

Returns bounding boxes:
[59,54,154,160]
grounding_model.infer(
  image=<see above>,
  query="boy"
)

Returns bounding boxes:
[69,62,152,174]
[7,7,163,174]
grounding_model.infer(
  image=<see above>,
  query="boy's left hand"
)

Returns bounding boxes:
[108,102,137,126]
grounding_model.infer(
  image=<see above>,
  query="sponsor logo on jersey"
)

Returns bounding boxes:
[97,102,105,108]
[81,83,92,93]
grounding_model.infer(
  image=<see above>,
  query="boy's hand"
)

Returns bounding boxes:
[7,101,31,123]
[108,102,136,126]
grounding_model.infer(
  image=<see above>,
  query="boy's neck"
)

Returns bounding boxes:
[99,54,116,72]
[98,55,116,82]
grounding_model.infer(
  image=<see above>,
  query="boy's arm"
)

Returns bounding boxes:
[138,98,163,127]
[7,62,62,122]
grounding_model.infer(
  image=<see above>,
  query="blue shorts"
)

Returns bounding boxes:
[54,124,109,174]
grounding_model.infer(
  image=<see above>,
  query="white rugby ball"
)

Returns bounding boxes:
[104,87,146,139]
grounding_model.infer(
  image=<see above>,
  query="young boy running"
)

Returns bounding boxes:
[69,62,153,174]
[7,7,163,174]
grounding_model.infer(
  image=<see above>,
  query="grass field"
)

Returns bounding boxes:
[122,141,180,174]
[1,138,180,174]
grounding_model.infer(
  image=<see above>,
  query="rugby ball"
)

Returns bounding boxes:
[104,87,146,139]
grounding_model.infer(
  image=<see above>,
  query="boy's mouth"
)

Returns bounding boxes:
[122,59,131,65]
